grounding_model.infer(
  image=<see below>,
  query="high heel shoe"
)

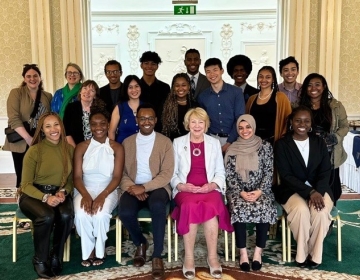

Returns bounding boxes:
[207,258,222,279]
[32,256,55,279]
[182,265,195,279]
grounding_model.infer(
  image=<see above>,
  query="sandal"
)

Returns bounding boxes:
[81,258,94,267]
[93,256,105,266]
[18,222,31,230]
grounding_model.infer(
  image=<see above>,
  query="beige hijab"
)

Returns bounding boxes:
[224,114,262,182]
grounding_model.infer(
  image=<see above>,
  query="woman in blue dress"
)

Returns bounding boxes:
[109,75,142,143]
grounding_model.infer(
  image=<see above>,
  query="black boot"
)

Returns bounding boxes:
[32,256,54,279]
[50,254,62,276]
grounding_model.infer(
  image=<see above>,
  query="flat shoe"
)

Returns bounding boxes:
[152,257,165,280]
[93,257,105,266]
[81,258,94,267]
[307,260,320,269]
[252,260,262,271]
[296,260,307,268]
[50,254,62,275]
[239,262,250,272]
[182,265,195,279]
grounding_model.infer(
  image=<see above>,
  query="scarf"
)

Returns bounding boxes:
[224,114,262,182]
[59,83,81,119]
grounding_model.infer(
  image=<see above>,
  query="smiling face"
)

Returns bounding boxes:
[141,61,158,77]
[174,77,190,100]
[306,78,325,101]
[232,65,248,86]
[127,79,141,100]
[23,69,41,91]
[205,65,224,85]
[42,115,61,144]
[291,109,312,140]
[189,116,206,138]
[65,65,81,86]
[136,108,157,136]
[257,69,274,90]
[105,64,122,85]
[90,113,109,141]
[238,121,254,140]
[80,84,97,103]
[280,62,299,84]
[184,52,201,75]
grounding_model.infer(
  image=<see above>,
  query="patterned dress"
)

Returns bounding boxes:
[225,141,277,224]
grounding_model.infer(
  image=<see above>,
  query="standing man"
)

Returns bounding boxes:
[99,60,123,115]
[139,51,170,132]
[118,104,174,280]
[198,58,245,153]
[226,54,259,103]
[278,56,302,108]
[184,48,211,100]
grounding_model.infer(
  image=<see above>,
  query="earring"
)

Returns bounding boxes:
[289,125,293,130]
[272,82,274,89]
[309,127,313,132]
[41,131,45,137]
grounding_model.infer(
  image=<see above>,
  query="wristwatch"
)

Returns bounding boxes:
[42,193,51,203]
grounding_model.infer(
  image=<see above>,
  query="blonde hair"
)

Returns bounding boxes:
[183,107,210,133]
[31,112,71,187]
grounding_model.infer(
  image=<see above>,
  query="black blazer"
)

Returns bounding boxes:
[194,73,211,100]
[243,84,259,103]
[63,101,86,145]
[274,134,333,204]
[99,83,123,115]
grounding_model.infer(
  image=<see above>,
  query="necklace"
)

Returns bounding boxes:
[191,141,203,156]
[177,100,187,104]
[258,91,272,100]
[311,100,320,109]
[294,138,309,152]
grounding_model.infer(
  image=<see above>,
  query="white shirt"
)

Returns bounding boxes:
[135,131,155,184]
[294,138,310,167]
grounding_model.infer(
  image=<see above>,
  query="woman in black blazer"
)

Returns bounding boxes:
[274,106,334,269]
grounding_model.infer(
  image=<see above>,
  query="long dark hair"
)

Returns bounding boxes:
[119,75,141,102]
[257,65,279,92]
[299,73,333,125]
[21,64,44,97]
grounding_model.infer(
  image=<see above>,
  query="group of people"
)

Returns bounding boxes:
[3,49,349,280]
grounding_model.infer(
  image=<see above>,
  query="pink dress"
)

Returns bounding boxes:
[172,142,233,235]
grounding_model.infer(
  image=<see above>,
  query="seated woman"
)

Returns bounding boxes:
[274,105,333,269]
[19,112,74,279]
[171,107,233,279]
[225,114,277,272]
[73,105,124,267]
[162,73,197,141]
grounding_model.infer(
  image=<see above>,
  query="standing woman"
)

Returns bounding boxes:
[73,105,124,267]
[108,75,142,143]
[162,73,198,141]
[246,66,291,146]
[19,112,74,279]
[3,64,52,189]
[225,114,277,272]
[63,80,105,147]
[51,62,84,118]
[299,73,349,204]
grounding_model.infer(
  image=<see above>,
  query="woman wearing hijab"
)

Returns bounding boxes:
[225,114,277,272]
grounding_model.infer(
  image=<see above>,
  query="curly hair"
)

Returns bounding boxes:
[161,73,193,138]
[226,55,253,76]
[31,112,71,187]
[90,98,110,122]
[299,73,333,125]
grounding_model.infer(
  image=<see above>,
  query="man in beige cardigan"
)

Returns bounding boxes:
[118,104,174,280]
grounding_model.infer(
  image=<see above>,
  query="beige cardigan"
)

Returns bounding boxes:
[3,86,52,153]
[120,132,174,198]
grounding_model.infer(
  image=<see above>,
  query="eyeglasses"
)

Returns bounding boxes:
[105,70,121,75]
[137,116,156,122]
[66,71,80,77]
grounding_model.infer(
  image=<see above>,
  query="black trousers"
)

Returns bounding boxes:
[11,150,27,188]
[19,194,74,262]
[330,167,342,205]
[233,222,269,249]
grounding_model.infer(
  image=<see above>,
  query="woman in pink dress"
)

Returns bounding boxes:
[171,107,233,279]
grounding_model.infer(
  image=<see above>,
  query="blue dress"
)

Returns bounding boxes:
[115,101,140,143]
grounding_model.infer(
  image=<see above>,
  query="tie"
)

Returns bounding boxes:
[190,76,196,99]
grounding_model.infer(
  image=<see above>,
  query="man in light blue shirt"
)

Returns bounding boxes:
[198,58,245,153]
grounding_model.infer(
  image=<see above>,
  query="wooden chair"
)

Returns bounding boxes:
[116,203,172,263]
[12,207,70,262]
[286,206,342,262]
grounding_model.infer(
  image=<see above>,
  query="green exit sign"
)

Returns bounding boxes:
[174,5,196,15]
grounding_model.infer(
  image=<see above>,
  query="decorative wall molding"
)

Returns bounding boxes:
[240,21,277,33]
[127,25,140,74]
[220,24,233,60]
[158,23,202,35]
[92,24,120,36]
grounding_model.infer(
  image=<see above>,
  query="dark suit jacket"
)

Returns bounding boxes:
[63,101,86,145]
[274,133,333,204]
[99,83,123,115]
[194,73,211,100]
[243,84,259,103]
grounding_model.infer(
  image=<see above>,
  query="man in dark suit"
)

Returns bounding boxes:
[226,55,259,103]
[99,60,123,116]
[184,48,211,101]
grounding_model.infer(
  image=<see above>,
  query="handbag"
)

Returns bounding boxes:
[5,90,41,143]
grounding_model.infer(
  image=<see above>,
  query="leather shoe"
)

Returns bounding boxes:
[239,262,250,272]
[32,256,54,279]
[50,254,62,276]
[151,257,165,280]
[296,260,307,268]
[133,241,149,267]
[251,260,262,271]
[307,259,320,269]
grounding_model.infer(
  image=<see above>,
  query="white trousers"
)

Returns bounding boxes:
[74,186,118,259]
